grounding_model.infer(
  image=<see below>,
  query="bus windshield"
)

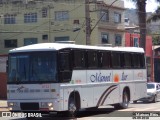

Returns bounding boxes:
[8,51,57,83]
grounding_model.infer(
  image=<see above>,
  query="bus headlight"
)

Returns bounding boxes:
[48,103,53,107]
[49,107,54,110]
[8,102,14,106]
[41,102,53,108]
[8,102,18,107]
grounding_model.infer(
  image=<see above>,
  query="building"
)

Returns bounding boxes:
[0,54,7,99]
[153,46,160,82]
[0,0,125,55]
[0,0,125,99]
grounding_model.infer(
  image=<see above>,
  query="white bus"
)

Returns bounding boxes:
[7,43,147,116]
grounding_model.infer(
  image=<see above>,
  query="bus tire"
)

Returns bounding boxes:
[120,91,129,109]
[68,97,77,117]
[114,91,129,109]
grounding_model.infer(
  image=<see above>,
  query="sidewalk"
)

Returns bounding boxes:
[0,100,8,111]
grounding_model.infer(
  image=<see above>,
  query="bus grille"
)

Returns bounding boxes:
[20,103,39,110]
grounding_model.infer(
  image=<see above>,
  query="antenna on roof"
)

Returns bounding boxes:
[55,41,75,44]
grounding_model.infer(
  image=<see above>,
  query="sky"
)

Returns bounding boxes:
[124,0,160,12]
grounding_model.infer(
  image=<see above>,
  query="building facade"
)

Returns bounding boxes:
[0,0,125,54]
[153,46,160,83]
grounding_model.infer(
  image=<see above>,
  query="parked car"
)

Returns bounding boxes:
[138,82,160,103]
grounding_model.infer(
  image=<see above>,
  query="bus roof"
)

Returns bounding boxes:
[9,43,144,53]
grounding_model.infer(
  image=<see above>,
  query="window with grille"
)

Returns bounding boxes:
[4,39,17,48]
[55,11,69,21]
[24,13,37,23]
[4,14,16,24]
[114,12,121,23]
[115,34,122,46]
[42,8,48,18]
[100,10,109,22]
[24,38,38,46]
[101,33,109,43]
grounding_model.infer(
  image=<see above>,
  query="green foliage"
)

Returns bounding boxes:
[152,35,160,45]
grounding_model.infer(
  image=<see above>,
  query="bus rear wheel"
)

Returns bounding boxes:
[114,91,129,109]
[120,91,129,109]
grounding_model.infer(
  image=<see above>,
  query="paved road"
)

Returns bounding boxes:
[1,101,160,120]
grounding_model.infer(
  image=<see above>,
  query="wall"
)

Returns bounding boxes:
[0,55,7,99]
[125,32,153,57]
[0,73,7,99]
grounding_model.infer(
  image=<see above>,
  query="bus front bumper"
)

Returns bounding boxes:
[7,99,61,112]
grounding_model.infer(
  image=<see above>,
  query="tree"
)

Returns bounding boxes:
[130,0,160,51]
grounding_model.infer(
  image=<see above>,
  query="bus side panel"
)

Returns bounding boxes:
[81,85,94,108]
[134,69,147,100]
[71,70,87,84]
[60,88,64,111]
[143,69,147,81]
[123,70,135,101]
[95,70,120,105]
[103,83,120,105]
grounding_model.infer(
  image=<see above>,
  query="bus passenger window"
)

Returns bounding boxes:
[73,50,85,69]
[139,54,145,68]
[132,53,140,68]
[124,53,131,68]
[112,52,120,68]
[87,51,98,68]
[59,53,70,71]
[99,51,111,68]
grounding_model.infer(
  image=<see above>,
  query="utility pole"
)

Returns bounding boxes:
[85,0,91,45]
[48,6,51,42]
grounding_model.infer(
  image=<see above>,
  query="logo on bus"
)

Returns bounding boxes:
[90,73,111,83]
[137,72,143,77]
[114,74,119,82]
[17,86,28,93]
[113,72,128,82]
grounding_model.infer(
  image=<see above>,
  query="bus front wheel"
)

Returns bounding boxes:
[68,97,77,117]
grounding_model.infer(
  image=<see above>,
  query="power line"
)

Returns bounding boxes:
[2,20,50,39]
[91,0,119,33]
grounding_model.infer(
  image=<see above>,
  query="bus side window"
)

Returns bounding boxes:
[73,50,85,69]
[120,52,125,68]
[99,51,112,68]
[59,52,70,71]
[139,53,145,68]
[124,53,131,68]
[112,52,120,68]
[87,50,98,68]
[59,51,72,82]
[131,53,140,68]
